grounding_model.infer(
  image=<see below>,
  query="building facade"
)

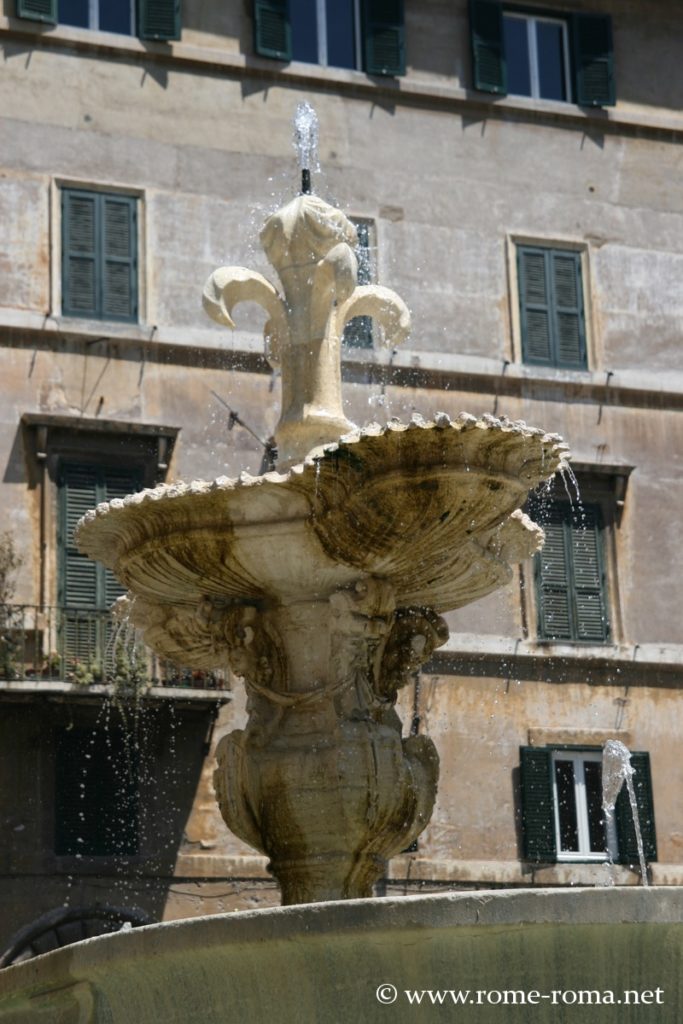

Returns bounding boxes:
[1,0,682,963]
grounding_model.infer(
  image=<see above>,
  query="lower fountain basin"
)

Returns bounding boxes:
[1,888,680,1023]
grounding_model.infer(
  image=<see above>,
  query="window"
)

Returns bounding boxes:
[520,746,657,866]
[343,218,375,348]
[58,462,142,666]
[533,501,609,644]
[517,245,587,369]
[469,1,615,107]
[61,189,138,323]
[253,0,405,76]
[15,0,181,40]
[55,725,140,856]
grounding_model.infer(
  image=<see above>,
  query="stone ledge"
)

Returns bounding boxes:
[0,680,230,705]
[2,17,683,141]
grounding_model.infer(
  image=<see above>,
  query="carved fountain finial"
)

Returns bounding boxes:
[202,106,410,468]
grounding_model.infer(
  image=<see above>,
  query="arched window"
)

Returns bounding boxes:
[0,906,151,968]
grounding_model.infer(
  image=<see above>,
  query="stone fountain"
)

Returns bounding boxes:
[1,108,681,1022]
[73,108,568,907]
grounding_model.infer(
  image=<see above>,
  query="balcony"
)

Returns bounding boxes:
[0,605,229,695]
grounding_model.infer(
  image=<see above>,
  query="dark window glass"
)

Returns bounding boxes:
[503,15,531,96]
[584,760,606,853]
[554,759,579,852]
[536,20,566,101]
[100,0,132,35]
[326,0,356,69]
[58,0,88,27]
[290,0,319,63]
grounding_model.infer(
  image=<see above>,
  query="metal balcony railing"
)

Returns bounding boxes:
[0,604,228,691]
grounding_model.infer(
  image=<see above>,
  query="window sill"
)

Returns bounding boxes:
[2,17,683,140]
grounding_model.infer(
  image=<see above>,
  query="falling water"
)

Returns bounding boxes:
[602,739,648,886]
[292,101,320,193]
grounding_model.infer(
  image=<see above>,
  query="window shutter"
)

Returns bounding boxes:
[571,504,609,642]
[253,0,291,61]
[535,509,573,642]
[615,752,657,865]
[469,0,506,95]
[16,0,56,23]
[520,747,556,862]
[60,465,100,610]
[362,0,405,77]
[572,14,615,108]
[138,0,181,41]
[62,192,98,318]
[518,247,552,365]
[102,469,141,606]
[55,727,139,856]
[102,196,137,322]
[550,250,586,368]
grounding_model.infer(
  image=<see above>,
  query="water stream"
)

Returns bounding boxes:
[602,739,648,886]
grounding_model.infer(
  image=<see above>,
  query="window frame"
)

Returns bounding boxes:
[16,0,181,40]
[551,749,618,862]
[503,10,572,103]
[52,179,146,325]
[506,235,596,371]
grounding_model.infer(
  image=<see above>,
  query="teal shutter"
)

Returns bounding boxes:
[518,248,552,364]
[520,747,556,862]
[138,0,181,41]
[55,726,139,856]
[62,191,99,318]
[16,0,56,23]
[572,14,615,108]
[518,247,586,369]
[362,0,405,77]
[101,196,137,321]
[253,0,291,60]
[571,505,609,642]
[469,0,506,95]
[60,465,100,610]
[344,220,373,348]
[615,753,657,865]
[535,502,609,643]
[63,190,138,323]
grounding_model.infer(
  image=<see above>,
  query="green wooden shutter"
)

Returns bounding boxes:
[519,247,586,369]
[535,507,572,641]
[253,0,291,60]
[571,505,609,643]
[138,0,181,41]
[16,0,56,23]
[572,14,615,108]
[362,0,405,77]
[550,251,586,368]
[469,0,506,95]
[62,192,99,318]
[102,469,140,607]
[520,747,556,862]
[60,465,100,610]
[518,247,552,365]
[55,726,139,856]
[101,196,137,322]
[615,752,657,865]
[344,220,373,348]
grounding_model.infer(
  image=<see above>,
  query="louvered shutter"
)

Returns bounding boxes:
[572,14,615,108]
[102,196,137,322]
[550,250,586,368]
[615,752,657,865]
[62,192,98,318]
[520,747,556,862]
[571,505,609,642]
[55,726,139,856]
[518,247,552,364]
[253,0,291,60]
[344,220,373,348]
[469,0,506,95]
[138,0,181,40]
[362,0,405,77]
[535,509,572,641]
[60,466,100,609]
[102,469,139,607]
[16,0,56,22]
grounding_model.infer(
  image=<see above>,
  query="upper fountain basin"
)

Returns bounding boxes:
[76,412,569,667]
